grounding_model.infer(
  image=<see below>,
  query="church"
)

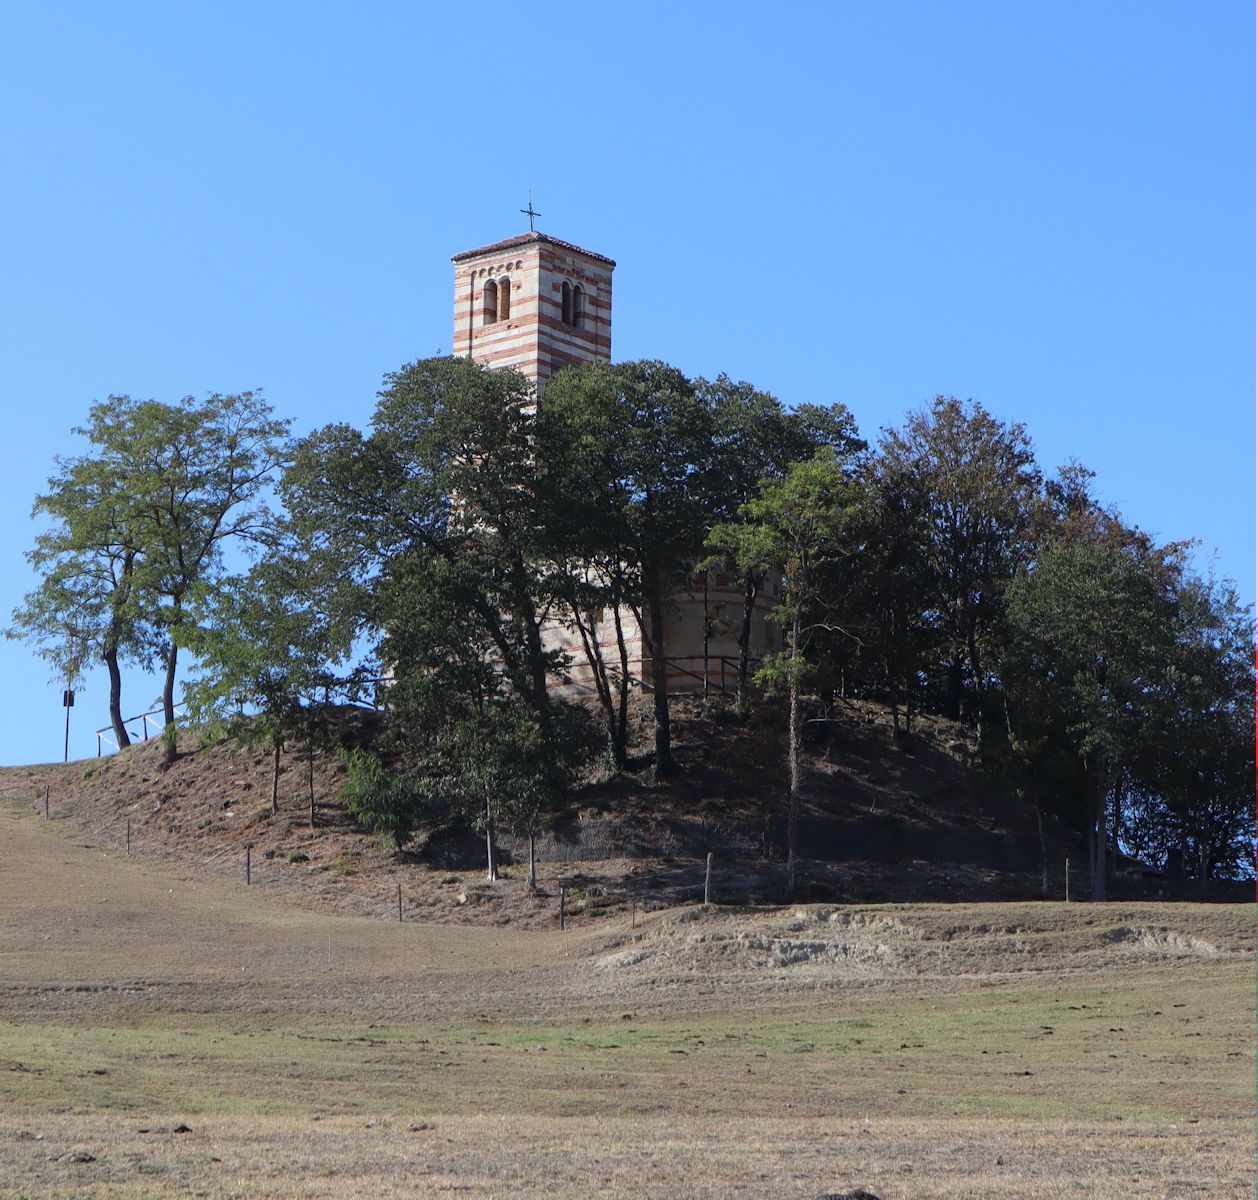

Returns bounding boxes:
[448,228,782,697]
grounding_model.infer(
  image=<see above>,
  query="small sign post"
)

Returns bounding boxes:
[62,689,75,763]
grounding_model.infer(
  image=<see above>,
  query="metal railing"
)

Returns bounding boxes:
[95,703,185,756]
[644,655,761,696]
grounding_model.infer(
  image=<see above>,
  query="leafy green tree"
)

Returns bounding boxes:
[878,396,1042,738]
[715,451,863,896]
[282,358,564,735]
[182,552,357,817]
[1004,537,1182,900]
[9,452,154,749]
[700,375,865,710]
[280,357,598,872]
[1120,573,1255,881]
[120,392,290,750]
[540,360,716,776]
[831,459,939,731]
[13,392,289,762]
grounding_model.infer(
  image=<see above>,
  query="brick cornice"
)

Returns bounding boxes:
[452,231,616,268]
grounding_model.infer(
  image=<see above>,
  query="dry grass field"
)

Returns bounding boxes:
[0,793,1252,1198]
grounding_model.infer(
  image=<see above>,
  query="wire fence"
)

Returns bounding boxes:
[428,814,780,870]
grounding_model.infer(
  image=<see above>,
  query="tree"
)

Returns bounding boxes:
[878,396,1042,738]
[14,393,290,763]
[540,360,717,776]
[700,375,865,710]
[119,393,290,753]
[714,451,863,897]
[182,552,358,817]
[280,357,598,873]
[1004,537,1182,900]
[9,453,155,749]
[282,358,565,735]
[831,458,939,731]
[1119,573,1255,882]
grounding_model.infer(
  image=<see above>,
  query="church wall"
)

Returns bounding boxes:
[548,570,784,700]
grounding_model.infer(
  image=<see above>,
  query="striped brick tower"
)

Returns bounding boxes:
[451,232,615,389]
[448,229,780,697]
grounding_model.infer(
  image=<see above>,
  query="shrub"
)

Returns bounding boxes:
[338,748,436,851]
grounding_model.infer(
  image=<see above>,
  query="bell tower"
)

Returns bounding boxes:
[451,232,615,389]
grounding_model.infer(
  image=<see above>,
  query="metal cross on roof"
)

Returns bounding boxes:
[520,193,541,232]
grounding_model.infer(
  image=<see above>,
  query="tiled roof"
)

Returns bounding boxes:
[451,231,616,267]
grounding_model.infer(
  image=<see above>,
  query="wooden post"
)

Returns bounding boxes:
[44,787,49,821]
[704,852,713,906]
[397,883,403,923]
[1064,857,1070,903]
[559,887,566,931]
[126,819,131,856]
[246,845,252,886]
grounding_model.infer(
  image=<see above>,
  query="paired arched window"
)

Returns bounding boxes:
[481,276,512,324]
[560,281,585,329]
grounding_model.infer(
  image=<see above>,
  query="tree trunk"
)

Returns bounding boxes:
[1033,797,1048,895]
[967,630,988,755]
[527,829,537,892]
[611,596,631,763]
[510,553,553,740]
[644,568,674,777]
[104,552,135,751]
[573,605,618,763]
[485,794,499,882]
[1091,770,1108,902]
[270,740,281,815]
[104,643,131,749]
[308,740,316,829]
[573,601,627,770]
[736,571,759,714]
[785,613,801,900]
[943,653,964,721]
[904,668,914,734]
[161,637,179,765]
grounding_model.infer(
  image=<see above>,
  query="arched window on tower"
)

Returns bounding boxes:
[561,281,572,325]
[498,277,511,320]
[482,278,498,325]
[572,285,585,330]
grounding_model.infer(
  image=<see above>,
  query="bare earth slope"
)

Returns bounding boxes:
[0,794,1252,1198]
[2,698,1227,933]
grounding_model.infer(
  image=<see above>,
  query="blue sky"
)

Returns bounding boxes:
[1,2,1252,766]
